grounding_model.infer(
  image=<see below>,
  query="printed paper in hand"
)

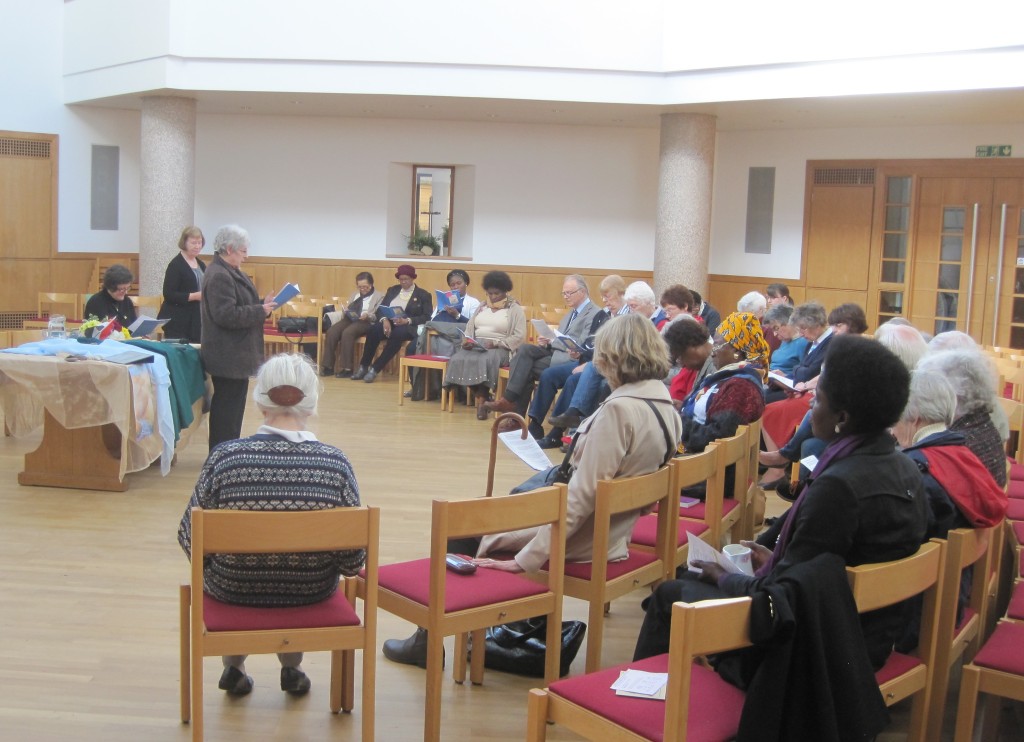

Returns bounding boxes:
[686,532,744,575]
[767,370,797,390]
[498,430,556,471]
[611,669,668,700]
[127,315,170,338]
[530,319,557,340]
[800,454,819,473]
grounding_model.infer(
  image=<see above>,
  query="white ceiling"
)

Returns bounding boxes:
[76,86,1024,131]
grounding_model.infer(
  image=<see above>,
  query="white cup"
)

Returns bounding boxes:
[722,543,754,576]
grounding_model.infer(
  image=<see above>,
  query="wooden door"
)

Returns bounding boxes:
[909,178,995,338]
[986,179,1024,347]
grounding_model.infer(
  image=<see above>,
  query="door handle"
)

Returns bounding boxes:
[965,203,980,331]
[992,204,1009,346]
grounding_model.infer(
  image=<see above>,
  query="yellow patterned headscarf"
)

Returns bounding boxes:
[716,312,770,368]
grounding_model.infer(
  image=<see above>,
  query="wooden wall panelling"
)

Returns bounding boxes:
[51,258,100,294]
[1,260,51,312]
[0,131,57,260]
[804,184,874,291]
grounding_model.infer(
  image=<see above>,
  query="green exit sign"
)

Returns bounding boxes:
[976,145,1012,157]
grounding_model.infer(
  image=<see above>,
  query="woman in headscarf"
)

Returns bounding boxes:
[679,311,768,454]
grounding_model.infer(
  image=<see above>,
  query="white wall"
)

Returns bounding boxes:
[710,122,1024,279]
[193,114,660,269]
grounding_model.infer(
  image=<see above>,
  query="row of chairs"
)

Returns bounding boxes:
[179,422,765,742]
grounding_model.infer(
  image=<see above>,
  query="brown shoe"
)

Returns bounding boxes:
[484,397,517,415]
[759,450,790,468]
[476,396,490,420]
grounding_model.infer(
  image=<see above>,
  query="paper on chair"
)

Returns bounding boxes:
[611,669,668,700]
[685,532,743,575]
[498,430,555,471]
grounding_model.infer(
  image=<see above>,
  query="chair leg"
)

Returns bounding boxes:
[585,596,606,673]
[191,638,203,742]
[453,633,468,684]
[362,640,376,742]
[398,361,407,406]
[953,664,981,742]
[979,693,1002,742]
[179,585,191,724]
[423,632,446,742]
[525,689,550,742]
[469,629,485,685]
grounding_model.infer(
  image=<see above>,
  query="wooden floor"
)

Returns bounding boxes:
[0,371,1021,741]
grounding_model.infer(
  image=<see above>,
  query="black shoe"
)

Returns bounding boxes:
[528,419,545,440]
[776,479,798,503]
[548,409,582,429]
[218,666,254,696]
[350,366,367,380]
[335,368,351,378]
[320,367,333,377]
[280,667,311,695]
[537,435,562,450]
[382,628,444,669]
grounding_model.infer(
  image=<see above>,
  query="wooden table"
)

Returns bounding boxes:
[0,353,194,491]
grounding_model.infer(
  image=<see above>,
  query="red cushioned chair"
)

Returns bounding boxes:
[678,424,755,549]
[525,596,750,742]
[179,506,379,742]
[953,620,1024,741]
[536,465,675,673]
[363,486,567,742]
[630,447,719,581]
[926,526,999,740]
[847,540,945,742]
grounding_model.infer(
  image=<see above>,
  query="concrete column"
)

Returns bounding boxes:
[139,96,196,296]
[653,113,716,298]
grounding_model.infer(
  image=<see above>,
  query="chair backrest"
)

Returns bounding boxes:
[593,465,674,575]
[38,292,81,320]
[192,505,378,557]
[671,446,723,541]
[428,486,568,617]
[714,425,750,501]
[663,597,753,742]
[846,540,943,614]
[130,295,163,317]
[999,397,1024,464]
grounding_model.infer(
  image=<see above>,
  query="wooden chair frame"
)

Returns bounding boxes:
[926,526,997,739]
[180,506,379,742]
[264,300,324,364]
[846,540,945,742]
[526,597,753,742]
[539,466,674,673]
[953,618,1024,742]
[680,426,749,550]
[365,486,567,742]
[37,292,81,321]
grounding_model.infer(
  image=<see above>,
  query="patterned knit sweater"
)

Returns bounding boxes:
[177,433,364,606]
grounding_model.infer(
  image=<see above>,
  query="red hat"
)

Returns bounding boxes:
[395,264,417,279]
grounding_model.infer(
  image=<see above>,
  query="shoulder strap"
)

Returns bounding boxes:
[643,398,678,466]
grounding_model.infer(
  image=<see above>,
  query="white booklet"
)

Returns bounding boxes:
[611,669,668,700]
[128,315,170,338]
[766,370,797,390]
[530,318,557,340]
[498,429,556,471]
[686,532,752,576]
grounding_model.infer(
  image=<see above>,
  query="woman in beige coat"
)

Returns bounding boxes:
[382,313,682,666]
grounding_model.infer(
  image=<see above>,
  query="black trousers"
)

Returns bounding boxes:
[359,323,418,372]
[208,376,250,452]
[632,572,726,661]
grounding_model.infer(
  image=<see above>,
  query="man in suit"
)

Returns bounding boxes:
[485,274,600,433]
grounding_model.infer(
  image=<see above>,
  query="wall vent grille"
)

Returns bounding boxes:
[813,168,875,186]
[0,312,37,330]
[0,138,52,159]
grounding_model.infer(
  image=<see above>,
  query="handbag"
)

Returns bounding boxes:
[277,316,317,335]
[482,616,586,678]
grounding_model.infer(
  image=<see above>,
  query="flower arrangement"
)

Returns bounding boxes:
[81,315,130,340]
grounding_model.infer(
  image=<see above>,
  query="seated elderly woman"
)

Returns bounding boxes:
[321,271,383,377]
[85,264,138,328]
[894,369,1007,652]
[763,303,808,377]
[176,353,364,696]
[764,300,830,404]
[635,335,929,682]
[442,270,526,419]
[383,313,682,666]
[680,312,768,455]
[351,264,433,383]
[659,284,696,329]
[914,348,1008,487]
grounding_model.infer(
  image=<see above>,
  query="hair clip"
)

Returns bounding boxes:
[267,384,305,406]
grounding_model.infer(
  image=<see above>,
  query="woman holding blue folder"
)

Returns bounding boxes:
[351,264,432,383]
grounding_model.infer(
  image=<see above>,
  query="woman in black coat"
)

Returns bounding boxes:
[351,264,432,383]
[158,225,207,342]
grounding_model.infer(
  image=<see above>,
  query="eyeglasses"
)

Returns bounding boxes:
[561,288,582,298]
[711,341,731,354]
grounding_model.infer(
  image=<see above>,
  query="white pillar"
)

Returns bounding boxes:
[654,113,716,298]
[140,96,196,296]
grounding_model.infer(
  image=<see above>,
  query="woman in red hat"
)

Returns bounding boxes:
[351,264,433,383]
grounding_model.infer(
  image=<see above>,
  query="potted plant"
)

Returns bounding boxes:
[407,230,442,256]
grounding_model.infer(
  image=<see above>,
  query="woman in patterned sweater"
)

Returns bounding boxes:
[177,353,363,696]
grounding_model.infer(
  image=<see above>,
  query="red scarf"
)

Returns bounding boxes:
[917,446,1007,527]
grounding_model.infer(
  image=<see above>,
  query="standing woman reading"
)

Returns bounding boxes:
[158,225,206,343]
